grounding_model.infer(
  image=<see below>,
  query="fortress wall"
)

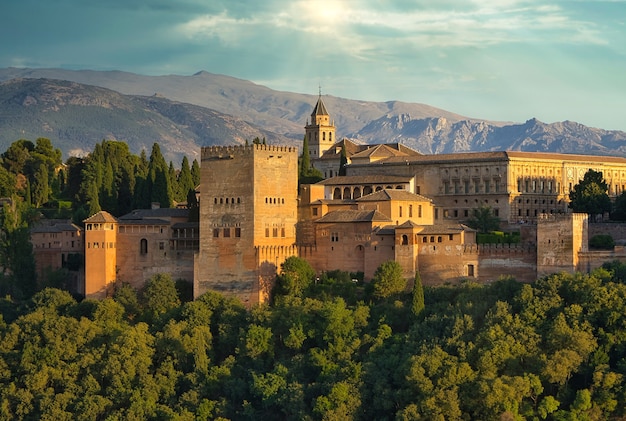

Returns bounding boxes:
[589,223,626,242]
[578,247,626,273]
[473,243,537,283]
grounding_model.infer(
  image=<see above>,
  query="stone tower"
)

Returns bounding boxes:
[305,94,335,160]
[195,144,299,305]
[536,213,588,277]
[83,211,118,298]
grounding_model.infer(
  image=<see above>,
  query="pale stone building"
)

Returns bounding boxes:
[30,219,84,294]
[195,144,299,304]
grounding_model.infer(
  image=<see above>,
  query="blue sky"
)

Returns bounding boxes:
[2,0,625,130]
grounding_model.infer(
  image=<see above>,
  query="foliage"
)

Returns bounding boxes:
[611,191,626,220]
[466,205,501,233]
[273,256,316,298]
[589,234,615,250]
[477,230,520,244]
[298,135,324,185]
[2,267,626,419]
[569,169,611,216]
[411,271,425,316]
[371,260,407,299]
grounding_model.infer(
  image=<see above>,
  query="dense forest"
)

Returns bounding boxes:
[2,137,626,419]
[2,260,626,420]
[0,137,200,299]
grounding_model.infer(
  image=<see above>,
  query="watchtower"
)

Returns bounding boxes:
[195,144,299,304]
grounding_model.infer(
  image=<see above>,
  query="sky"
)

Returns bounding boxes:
[2,0,625,130]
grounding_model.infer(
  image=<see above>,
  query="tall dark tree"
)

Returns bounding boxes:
[133,149,150,209]
[411,271,425,317]
[0,201,37,298]
[147,143,173,208]
[611,191,626,221]
[466,205,500,233]
[299,135,312,177]
[298,136,324,185]
[178,156,195,204]
[338,145,348,176]
[191,159,201,187]
[569,169,611,217]
[31,164,49,207]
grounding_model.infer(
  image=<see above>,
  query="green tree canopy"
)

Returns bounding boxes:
[569,169,611,216]
[466,205,500,233]
[371,260,406,299]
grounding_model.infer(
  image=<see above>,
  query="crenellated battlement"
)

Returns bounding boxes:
[464,242,536,255]
[201,144,297,160]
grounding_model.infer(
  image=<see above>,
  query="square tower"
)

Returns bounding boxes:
[195,144,299,304]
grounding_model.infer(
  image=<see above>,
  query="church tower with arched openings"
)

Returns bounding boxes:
[305,92,335,160]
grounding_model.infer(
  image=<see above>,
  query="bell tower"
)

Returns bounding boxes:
[305,91,335,160]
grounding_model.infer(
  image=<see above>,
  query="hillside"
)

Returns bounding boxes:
[1,68,626,160]
[0,78,292,163]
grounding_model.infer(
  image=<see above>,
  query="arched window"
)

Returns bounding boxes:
[329,133,332,141]
[401,234,408,245]
[323,132,326,141]
[343,187,351,199]
[140,238,148,254]
[333,188,341,200]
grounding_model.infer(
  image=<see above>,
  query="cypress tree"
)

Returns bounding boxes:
[411,271,425,317]
[191,159,201,187]
[338,145,348,176]
[300,135,311,178]
[178,156,195,203]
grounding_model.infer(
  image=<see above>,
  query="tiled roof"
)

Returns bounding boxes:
[84,211,117,223]
[311,96,329,117]
[317,139,421,161]
[31,220,81,233]
[118,219,170,226]
[315,209,392,223]
[417,223,475,234]
[353,151,626,166]
[351,144,411,159]
[356,189,432,202]
[316,175,413,185]
[118,208,189,220]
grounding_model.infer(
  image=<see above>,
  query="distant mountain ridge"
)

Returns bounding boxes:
[1,67,625,161]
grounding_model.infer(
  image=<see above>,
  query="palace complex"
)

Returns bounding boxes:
[30,95,626,304]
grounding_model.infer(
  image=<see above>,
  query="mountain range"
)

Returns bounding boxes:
[1,67,625,163]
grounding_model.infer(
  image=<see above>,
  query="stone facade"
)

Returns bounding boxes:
[347,152,626,226]
[32,96,626,303]
[31,219,84,294]
[195,144,299,305]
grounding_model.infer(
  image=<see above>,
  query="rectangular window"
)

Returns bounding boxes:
[224,228,230,238]
[265,228,270,237]
[464,180,470,194]
[213,228,219,238]
[312,207,318,216]
[235,227,241,237]
[399,206,403,217]
[449,234,454,241]
[281,227,285,237]
[418,205,422,218]
[409,205,412,218]
[273,228,278,237]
